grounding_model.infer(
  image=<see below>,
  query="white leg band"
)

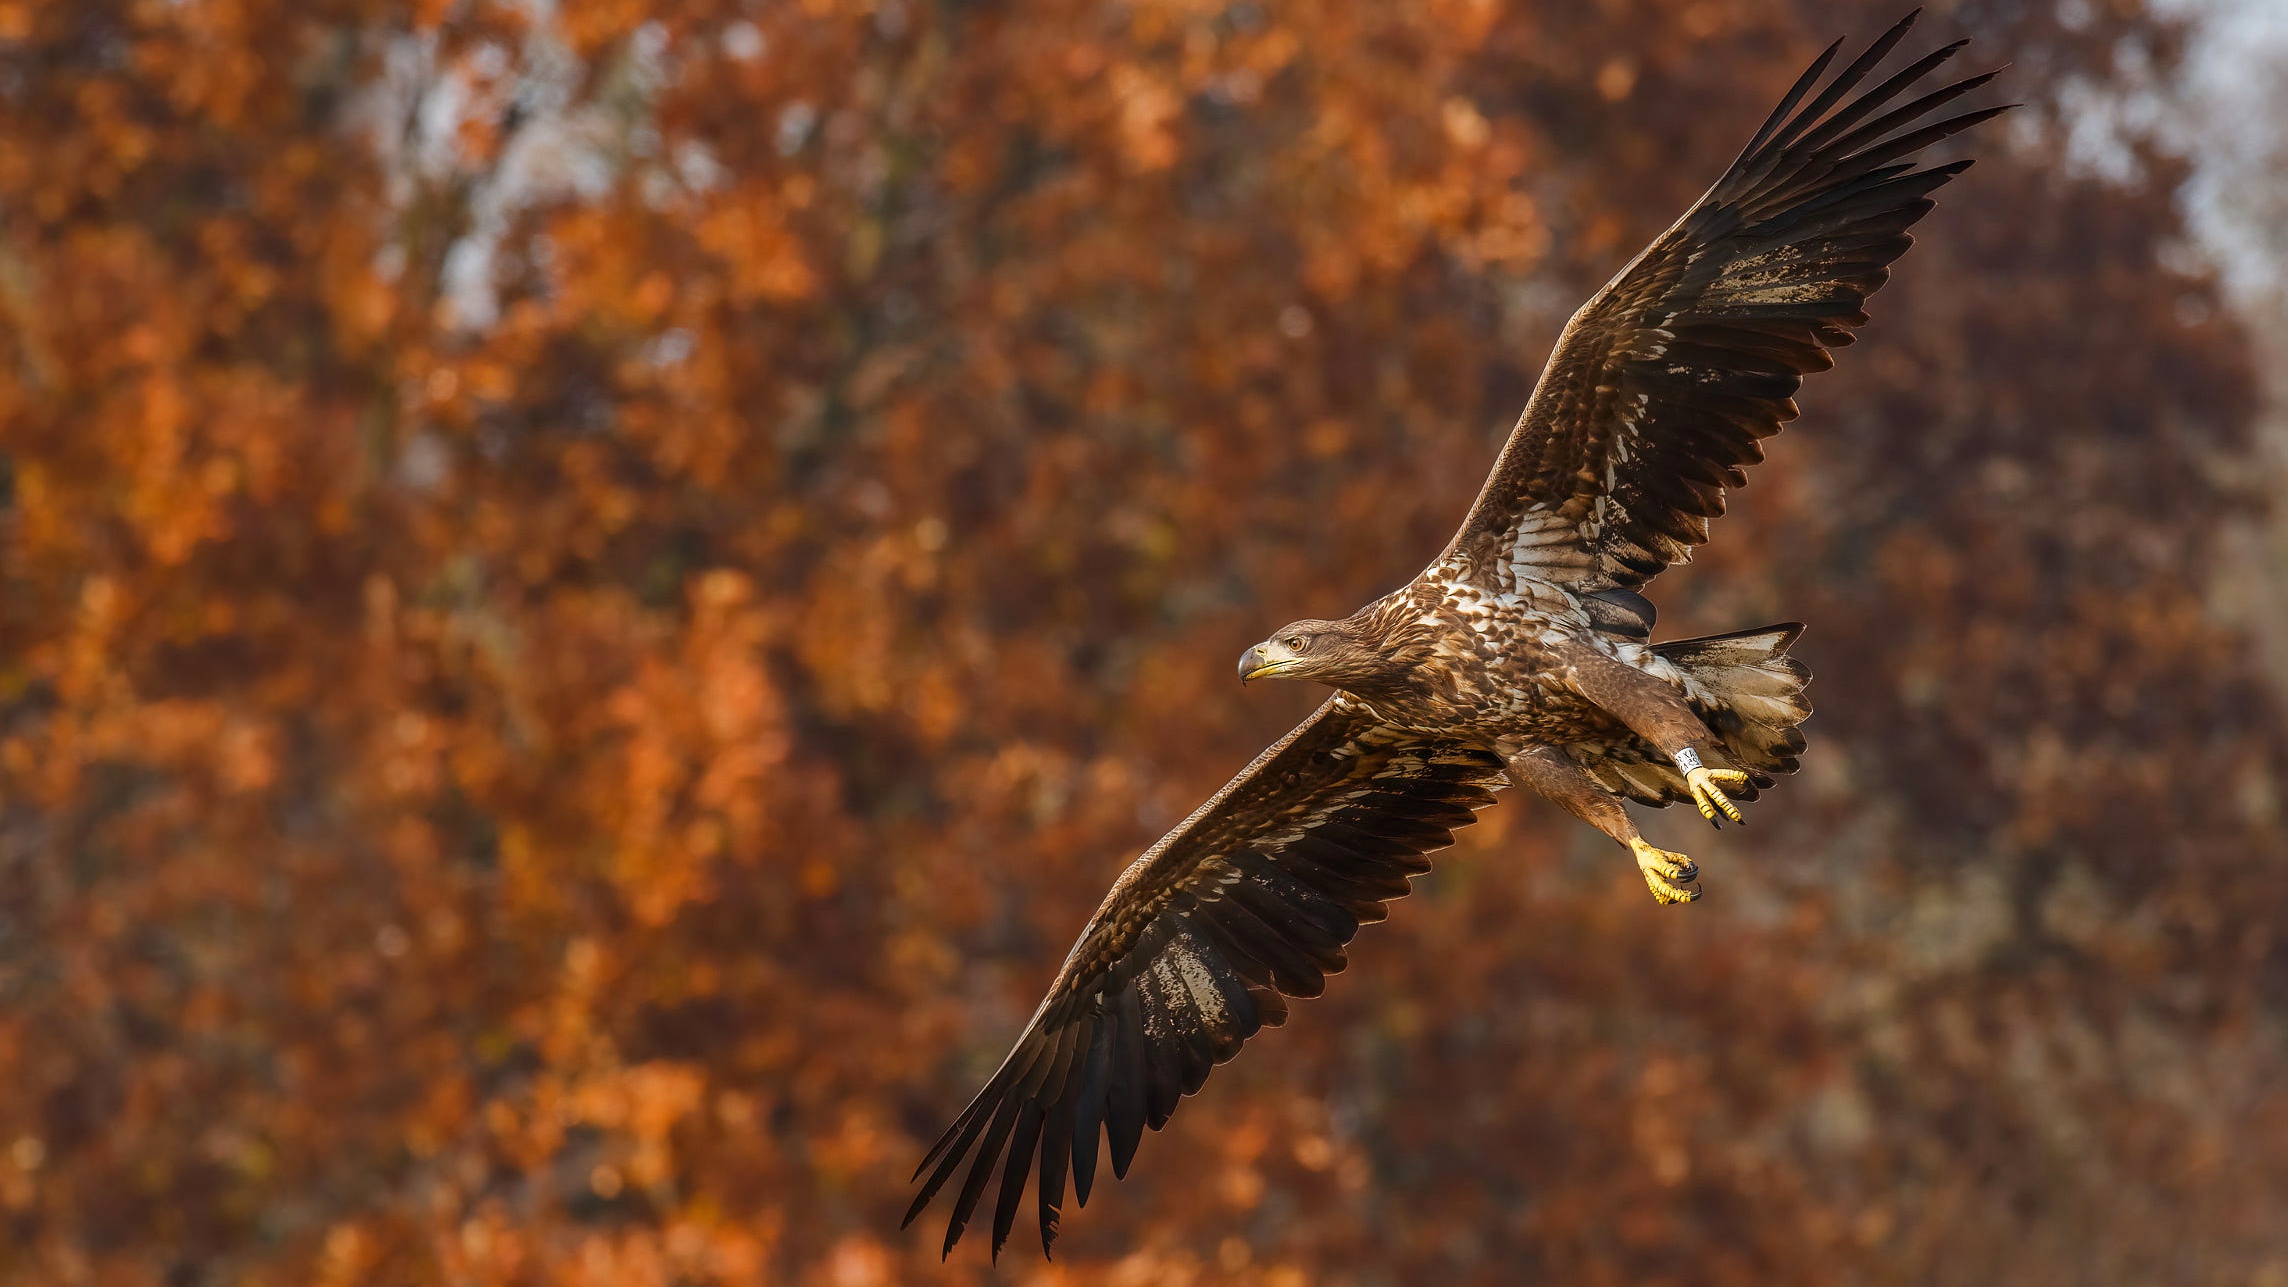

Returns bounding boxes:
[1672,747,1703,775]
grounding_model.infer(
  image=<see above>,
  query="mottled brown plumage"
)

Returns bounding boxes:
[907,12,2006,1260]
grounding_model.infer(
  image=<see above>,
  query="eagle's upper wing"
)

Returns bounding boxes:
[903,698,1505,1260]
[1443,13,2007,592]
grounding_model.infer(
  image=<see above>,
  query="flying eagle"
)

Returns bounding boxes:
[907,11,2006,1260]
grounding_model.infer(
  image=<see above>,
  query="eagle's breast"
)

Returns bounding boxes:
[1344,569,1597,740]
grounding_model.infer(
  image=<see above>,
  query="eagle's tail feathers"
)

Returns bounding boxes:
[1659,623,1813,780]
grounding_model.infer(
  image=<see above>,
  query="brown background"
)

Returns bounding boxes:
[3,0,2284,1282]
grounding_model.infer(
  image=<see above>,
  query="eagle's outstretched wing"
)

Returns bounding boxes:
[1443,11,2008,592]
[903,699,1504,1260]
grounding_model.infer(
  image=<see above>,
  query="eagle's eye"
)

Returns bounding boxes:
[1285,635,1309,651]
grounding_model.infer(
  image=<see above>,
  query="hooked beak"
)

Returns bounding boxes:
[1238,640,1299,683]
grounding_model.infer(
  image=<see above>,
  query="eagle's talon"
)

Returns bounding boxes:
[1685,766,1747,826]
[1630,838,1702,905]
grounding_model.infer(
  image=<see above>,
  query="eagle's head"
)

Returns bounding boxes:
[1238,618,1385,688]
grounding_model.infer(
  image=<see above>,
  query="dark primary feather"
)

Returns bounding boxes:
[1444,9,2012,591]
[901,698,1505,1260]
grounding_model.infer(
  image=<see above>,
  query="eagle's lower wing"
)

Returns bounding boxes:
[903,698,1505,1260]
[1443,12,2007,592]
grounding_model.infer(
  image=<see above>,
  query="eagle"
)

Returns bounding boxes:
[906,11,2006,1261]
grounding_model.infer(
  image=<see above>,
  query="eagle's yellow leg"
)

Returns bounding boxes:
[1505,746,1732,906]
[1629,838,1701,905]
[1685,767,1752,827]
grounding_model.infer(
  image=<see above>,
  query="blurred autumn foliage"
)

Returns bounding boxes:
[2,0,2284,1283]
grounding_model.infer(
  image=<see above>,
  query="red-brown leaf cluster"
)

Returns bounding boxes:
[2,1,2282,1284]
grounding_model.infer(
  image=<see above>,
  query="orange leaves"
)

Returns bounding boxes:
[582,570,793,922]
[1111,63,1185,174]
[792,505,981,748]
[693,185,821,303]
